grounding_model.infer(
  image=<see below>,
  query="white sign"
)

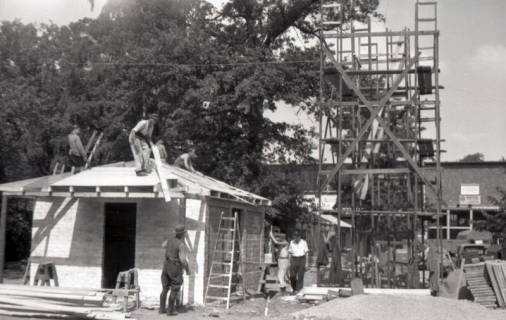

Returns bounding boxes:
[459,195,481,206]
[302,194,337,211]
[321,195,337,211]
[461,183,479,195]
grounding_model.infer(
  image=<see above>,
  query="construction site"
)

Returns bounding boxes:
[0,0,505,319]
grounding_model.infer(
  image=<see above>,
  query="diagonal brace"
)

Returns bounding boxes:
[320,41,419,190]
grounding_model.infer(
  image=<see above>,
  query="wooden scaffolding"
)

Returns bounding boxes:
[315,0,444,288]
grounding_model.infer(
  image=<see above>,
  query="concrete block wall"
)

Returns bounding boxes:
[206,199,265,293]
[30,197,104,288]
[29,196,208,305]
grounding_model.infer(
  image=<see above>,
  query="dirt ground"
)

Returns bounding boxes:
[133,295,310,320]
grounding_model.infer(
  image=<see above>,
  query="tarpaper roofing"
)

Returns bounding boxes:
[0,161,271,206]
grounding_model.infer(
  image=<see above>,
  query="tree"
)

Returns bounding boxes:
[0,0,382,256]
[480,188,506,237]
[459,152,485,163]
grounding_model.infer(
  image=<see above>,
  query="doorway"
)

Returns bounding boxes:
[102,203,137,288]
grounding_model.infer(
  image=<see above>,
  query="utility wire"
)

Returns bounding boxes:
[3,59,320,68]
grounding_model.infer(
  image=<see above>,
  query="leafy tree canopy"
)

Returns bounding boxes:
[0,0,380,230]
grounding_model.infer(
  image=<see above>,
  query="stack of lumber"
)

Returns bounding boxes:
[485,260,506,308]
[463,263,498,308]
[0,284,133,319]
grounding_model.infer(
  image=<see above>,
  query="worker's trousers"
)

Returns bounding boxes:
[277,258,290,289]
[129,134,151,173]
[160,260,183,313]
[290,256,306,292]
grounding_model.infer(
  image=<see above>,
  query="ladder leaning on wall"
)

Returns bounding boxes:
[204,210,245,309]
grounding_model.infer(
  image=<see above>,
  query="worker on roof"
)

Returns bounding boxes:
[156,139,168,163]
[129,113,158,176]
[174,149,197,173]
[68,125,87,169]
[160,224,190,316]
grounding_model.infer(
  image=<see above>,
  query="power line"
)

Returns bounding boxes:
[3,59,320,69]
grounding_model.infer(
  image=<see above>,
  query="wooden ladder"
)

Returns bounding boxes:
[83,131,104,170]
[204,210,244,309]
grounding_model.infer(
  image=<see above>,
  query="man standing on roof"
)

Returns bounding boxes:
[129,113,158,176]
[174,149,197,173]
[68,125,87,169]
[160,224,190,316]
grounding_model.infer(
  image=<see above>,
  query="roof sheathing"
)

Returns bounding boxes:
[0,162,271,206]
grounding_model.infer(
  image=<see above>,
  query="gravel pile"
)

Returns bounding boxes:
[291,294,506,320]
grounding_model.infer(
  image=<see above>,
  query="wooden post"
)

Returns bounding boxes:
[0,194,8,283]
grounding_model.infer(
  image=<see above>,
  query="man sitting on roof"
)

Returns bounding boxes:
[129,113,158,176]
[174,149,198,173]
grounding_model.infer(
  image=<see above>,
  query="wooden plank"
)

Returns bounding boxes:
[0,195,7,283]
[321,168,410,175]
[0,309,71,318]
[151,145,171,202]
[0,295,114,315]
[485,263,504,307]
[490,263,506,307]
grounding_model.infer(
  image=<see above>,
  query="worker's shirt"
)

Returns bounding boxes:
[68,133,87,158]
[131,120,153,139]
[289,239,309,257]
[163,236,189,273]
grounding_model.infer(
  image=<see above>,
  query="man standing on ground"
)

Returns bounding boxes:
[129,113,158,176]
[160,224,190,316]
[174,149,198,173]
[270,230,290,295]
[68,125,87,169]
[288,230,309,294]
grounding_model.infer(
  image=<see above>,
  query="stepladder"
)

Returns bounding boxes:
[204,210,245,309]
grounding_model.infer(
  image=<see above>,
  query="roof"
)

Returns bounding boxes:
[311,211,352,228]
[0,161,271,206]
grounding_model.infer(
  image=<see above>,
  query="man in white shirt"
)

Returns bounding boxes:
[288,230,309,293]
[129,113,158,176]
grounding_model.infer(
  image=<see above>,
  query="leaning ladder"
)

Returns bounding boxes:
[204,211,245,309]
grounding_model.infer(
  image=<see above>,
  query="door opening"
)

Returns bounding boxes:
[102,203,136,288]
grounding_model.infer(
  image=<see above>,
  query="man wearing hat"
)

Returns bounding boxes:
[129,113,158,176]
[160,224,190,316]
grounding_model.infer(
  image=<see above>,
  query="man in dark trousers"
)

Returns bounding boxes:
[129,113,158,176]
[68,125,87,168]
[160,224,190,316]
[288,229,309,294]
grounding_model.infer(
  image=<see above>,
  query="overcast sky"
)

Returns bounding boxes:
[0,0,505,161]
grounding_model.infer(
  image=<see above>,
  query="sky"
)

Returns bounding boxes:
[0,0,505,161]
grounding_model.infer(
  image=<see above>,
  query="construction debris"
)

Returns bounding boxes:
[0,284,135,319]
[292,294,506,320]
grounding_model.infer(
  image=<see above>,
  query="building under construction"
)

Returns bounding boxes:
[315,0,444,288]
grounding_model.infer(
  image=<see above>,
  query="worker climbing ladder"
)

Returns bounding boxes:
[204,210,245,309]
